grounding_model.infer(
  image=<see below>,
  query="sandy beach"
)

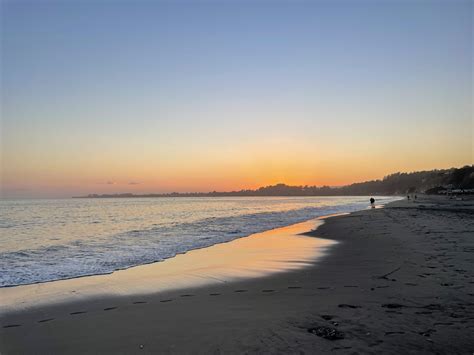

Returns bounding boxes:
[1,196,473,354]
[3,1,471,353]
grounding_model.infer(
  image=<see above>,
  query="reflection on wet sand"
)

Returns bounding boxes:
[0,217,337,313]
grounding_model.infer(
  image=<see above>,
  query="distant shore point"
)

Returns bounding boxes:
[75,166,473,198]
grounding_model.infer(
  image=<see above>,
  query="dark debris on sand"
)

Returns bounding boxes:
[307,326,345,340]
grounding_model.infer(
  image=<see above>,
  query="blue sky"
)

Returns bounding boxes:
[1,0,472,197]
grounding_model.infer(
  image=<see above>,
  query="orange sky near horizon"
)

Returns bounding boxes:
[1,0,472,198]
[2,133,472,198]
[2,101,472,198]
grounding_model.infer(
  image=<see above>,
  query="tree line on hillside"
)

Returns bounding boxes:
[337,165,473,195]
[77,165,474,198]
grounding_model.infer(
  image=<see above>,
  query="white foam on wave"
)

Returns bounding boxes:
[0,196,401,287]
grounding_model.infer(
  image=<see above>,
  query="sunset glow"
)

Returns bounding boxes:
[1,0,472,198]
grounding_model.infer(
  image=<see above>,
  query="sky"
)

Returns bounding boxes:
[1,0,472,198]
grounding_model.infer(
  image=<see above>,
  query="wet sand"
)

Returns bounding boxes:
[0,218,336,312]
[1,196,473,354]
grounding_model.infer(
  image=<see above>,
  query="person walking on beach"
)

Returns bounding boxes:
[370,197,375,208]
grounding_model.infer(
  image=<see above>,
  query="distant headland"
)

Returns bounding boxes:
[74,166,473,198]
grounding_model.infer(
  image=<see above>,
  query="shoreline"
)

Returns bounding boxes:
[0,213,341,291]
[0,196,399,289]
[0,197,398,293]
[1,195,473,354]
[0,215,338,314]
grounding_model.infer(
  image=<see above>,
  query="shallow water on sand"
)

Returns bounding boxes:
[0,218,336,311]
[0,196,399,287]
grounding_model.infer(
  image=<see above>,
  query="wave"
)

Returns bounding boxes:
[0,197,399,287]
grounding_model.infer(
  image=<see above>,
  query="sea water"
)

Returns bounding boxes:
[0,196,399,287]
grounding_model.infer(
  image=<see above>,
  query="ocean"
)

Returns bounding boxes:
[0,196,400,287]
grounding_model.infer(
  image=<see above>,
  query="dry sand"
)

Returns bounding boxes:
[1,196,473,354]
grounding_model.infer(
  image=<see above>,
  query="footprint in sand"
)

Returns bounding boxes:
[180,294,195,297]
[38,318,55,323]
[338,304,360,309]
[419,329,436,337]
[385,310,403,314]
[104,307,118,311]
[385,331,405,335]
[234,289,248,293]
[368,340,384,347]
[70,311,87,315]
[381,303,406,309]
[3,324,21,328]
[160,299,173,303]
[422,304,443,311]
[209,293,221,296]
